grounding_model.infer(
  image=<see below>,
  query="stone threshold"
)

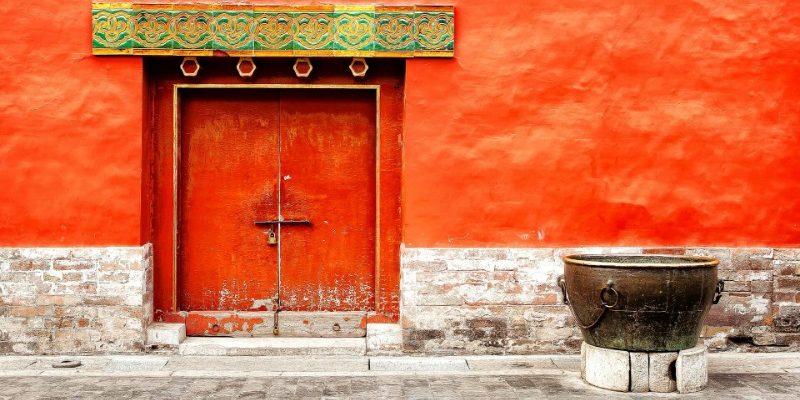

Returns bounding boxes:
[0,353,797,378]
[147,321,404,356]
[178,337,368,356]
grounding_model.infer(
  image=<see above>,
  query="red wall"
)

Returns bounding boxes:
[1,1,799,247]
[0,1,143,245]
[403,0,800,247]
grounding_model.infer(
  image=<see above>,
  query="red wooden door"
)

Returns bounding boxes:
[179,89,280,312]
[179,88,375,336]
[279,89,376,311]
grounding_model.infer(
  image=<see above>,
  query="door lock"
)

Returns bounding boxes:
[266,229,277,245]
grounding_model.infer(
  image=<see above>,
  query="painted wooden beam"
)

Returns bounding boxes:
[92,3,454,57]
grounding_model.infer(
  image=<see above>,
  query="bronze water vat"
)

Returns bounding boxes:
[559,254,722,352]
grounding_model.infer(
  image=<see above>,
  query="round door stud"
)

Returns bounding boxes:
[180,57,200,77]
[237,57,256,78]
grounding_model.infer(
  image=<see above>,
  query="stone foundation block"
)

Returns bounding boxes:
[629,352,649,392]
[581,342,630,391]
[676,345,708,393]
[581,342,707,393]
[649,351,678,393]
[146,322,186,346]
[366,323,402,355]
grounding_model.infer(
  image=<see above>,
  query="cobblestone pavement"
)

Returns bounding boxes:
[1,373,800,399]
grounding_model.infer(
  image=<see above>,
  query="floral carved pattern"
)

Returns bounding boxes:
[375,14,414,50]
[92,11,131,47]
[294,14,335,50]
[335,14,374,50]
[415,13,454,51]
[173,12,213,49]
[134,11,172,48]
[254,13,293,50]
[215,13,253,49]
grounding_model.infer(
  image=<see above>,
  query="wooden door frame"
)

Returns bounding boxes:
[171,83,383,313]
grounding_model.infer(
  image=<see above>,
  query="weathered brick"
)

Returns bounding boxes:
[774,249,800,261]
[751,326,777,346]
[404,260,447,272]
[773,306,800,333]
[8,306,51,318]
[10,260,49,271]
[775,292,800,304]
[407,329,446,341]
[686,248,731,269]
[775,277,800,291]
[775,333,800,346]
[53,260,94,271]
[84,296,124,306]
[705,293,770,327]
[62,272,83,281]
[723,280,751,292]
[731,249,773,270]
[774,261,800,276]
[751,280,773,293]
[78,282,97,294]
[643,247,686,255]
[35,295,64,306]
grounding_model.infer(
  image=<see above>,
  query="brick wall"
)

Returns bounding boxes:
[687,248,800,349]
[400,247,800,355]
[2,244,797,355]
[0,245,153,354]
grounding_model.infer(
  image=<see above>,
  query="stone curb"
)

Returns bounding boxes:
[0,353,797,378]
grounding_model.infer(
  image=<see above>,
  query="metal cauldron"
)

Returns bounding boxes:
[558,254,723,352]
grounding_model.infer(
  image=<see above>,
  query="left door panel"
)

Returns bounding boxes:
[179,89,280,313]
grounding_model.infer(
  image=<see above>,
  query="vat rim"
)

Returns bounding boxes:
[562,253,719,268]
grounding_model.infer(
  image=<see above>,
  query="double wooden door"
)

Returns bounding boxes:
[178,88,376,337]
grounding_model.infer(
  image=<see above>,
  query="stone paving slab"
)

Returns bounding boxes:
[1,373,799,399]
[0,357,36,370]
[28,357,110,370]
[550,354,581,372]
[370,356,469,371]
[105,355,170,372]
[464,355,559,370]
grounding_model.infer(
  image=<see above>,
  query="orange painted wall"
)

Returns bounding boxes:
[2,1,800,248]
[403,0,800,247]
[0,1,143,245]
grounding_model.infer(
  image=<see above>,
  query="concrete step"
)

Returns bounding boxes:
[178,337,366,356]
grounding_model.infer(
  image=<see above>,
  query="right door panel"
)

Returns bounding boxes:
[278,89,377,312]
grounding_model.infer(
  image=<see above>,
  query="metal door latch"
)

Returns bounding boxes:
[254,219,311,226]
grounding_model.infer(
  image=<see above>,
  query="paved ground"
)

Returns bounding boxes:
[2,373,800,399]
[0,353,798,399]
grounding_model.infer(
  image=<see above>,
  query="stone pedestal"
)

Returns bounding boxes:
[580,342,708,394]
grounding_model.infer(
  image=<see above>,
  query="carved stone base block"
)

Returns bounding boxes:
[581,342,708,393]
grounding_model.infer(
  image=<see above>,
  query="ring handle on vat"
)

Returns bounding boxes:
[713,279,724,304]
[558,276,618,329]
